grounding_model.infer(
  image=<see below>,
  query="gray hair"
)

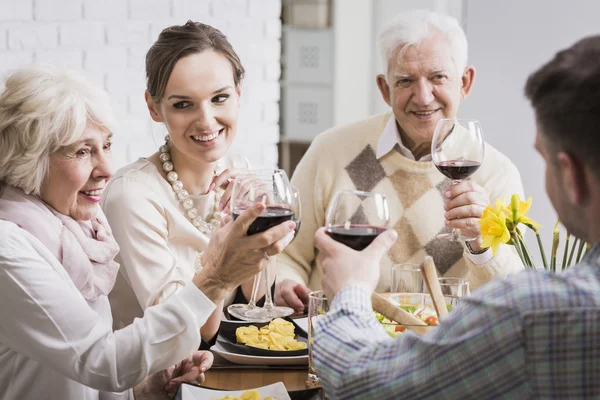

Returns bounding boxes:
[377,9,468,78]
[0,65,116,195]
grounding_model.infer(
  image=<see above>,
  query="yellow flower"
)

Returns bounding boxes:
[479,201,511,255]
[508,194,542,231]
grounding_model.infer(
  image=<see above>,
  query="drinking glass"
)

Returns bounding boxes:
[438,277,470,309]
[390,263,426,314]
[431,118,485,241]
[226,169,295,322]
[324,190,390,250]
[307,290,329,387]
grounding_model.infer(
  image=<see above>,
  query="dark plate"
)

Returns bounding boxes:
[218,317,308,357]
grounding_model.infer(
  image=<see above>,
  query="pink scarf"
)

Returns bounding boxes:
[0,185,119,301]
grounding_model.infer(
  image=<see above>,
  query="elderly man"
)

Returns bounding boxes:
[275,10,524,312]
[312,35,600,398]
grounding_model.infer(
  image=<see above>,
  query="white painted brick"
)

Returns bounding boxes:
[81,69,105,89]
[7,23,58,50]
[264,18,281,39]
[172,0,210,20]
[59,22,105,47]
[0,0,33,21]
[85,47,127,74]
[35,0,82,21]
[129,94,149,116]
[238,103,262,125]
[128,47,148,71]
[83,0,127,20]
[248,0,281,19]
[36,49,83,69]
[263,102,279,124]
[264,62,280,81]
[149,20,186,42]
[0,30,6,51]
[0,52,34,78]
[108,93,129,119]
[246,81,279,102]
[247,39,280,62]
[106,22,150,46]
[106,69,146,96]
[211,0,248,19]
[130,0,171,20]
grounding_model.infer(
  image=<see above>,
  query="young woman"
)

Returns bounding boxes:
[102,21,295,341]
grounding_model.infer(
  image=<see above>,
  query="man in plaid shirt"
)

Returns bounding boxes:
[312,36,600,399]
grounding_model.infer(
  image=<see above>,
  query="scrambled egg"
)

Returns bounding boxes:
[235,318,307,351]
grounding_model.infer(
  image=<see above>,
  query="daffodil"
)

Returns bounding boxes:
[479,203,511,255]
[507,194,542,231]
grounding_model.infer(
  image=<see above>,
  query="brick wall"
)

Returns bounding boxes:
[0,0,282,169]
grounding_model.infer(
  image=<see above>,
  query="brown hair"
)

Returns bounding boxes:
[145,20,245,102]
[525,35,600,174]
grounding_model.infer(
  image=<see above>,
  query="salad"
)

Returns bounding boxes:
[374,304,452,337]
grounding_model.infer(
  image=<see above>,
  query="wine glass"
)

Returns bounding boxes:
[325,190,390,250]
[291,186,301,239]
[431,118,485,241]
[226,169,296,322]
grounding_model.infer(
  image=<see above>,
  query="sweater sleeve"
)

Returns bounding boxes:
[276,136,333,286]
[465,144,526,290]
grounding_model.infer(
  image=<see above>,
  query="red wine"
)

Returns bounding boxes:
[326,225,386,250]
[435,160,481,180]
[232,206,295,235]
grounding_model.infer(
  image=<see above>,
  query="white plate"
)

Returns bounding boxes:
[176,382,291,400]
[210,342,308,366]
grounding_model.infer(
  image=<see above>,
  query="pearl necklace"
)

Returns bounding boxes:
[159,139,223,236]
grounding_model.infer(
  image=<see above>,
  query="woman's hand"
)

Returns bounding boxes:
[193,203,296,301]
[133,351,214,399]
[209,168,242,213]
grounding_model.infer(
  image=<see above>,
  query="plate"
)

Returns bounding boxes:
[210,341,308,366]
[175,382,291,400]
[218,317,308,357]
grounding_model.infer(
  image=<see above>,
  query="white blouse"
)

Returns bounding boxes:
[101,155,250,330]
[0,220,215,400]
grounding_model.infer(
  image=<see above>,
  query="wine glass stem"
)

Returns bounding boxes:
[247,270,263,309]
[449,178,463,238]
[262,262,275,314]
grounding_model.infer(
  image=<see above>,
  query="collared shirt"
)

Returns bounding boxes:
[314,243,600,399]
[376,114,493,264]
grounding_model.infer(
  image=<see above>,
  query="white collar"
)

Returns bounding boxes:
[376,115,432,161]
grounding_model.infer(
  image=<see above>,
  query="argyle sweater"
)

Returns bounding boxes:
[277,112,525,292]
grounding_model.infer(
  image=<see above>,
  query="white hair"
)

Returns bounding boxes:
[377,9,468,78]
[0,65,116,195]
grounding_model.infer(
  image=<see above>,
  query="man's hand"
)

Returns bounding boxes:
[274,279,311,315]
[314,228,397,301]
[134,351,214,399]
[444,180,490,245]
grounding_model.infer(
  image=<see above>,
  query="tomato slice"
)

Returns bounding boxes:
[424,316,439,326]
[394,325,406,332]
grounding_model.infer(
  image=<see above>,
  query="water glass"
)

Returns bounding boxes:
[307,290,329,386]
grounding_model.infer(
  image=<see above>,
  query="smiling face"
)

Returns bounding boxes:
[39,124,114,220]
[147,50,240,165]
[377,33,475,151]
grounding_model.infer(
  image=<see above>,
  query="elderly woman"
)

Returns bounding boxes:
[0,66,293,400]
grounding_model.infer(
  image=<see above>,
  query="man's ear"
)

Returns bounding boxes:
[557,151,589,206]
[376,74,392,107]
[145,91,163,123]
[460,65,476,99]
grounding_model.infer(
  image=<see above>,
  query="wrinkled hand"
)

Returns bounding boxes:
[443,180,490,239]
[314,228,397,301]
[274,279,311,314]
[195,203,296,300]
[134,351,214,400]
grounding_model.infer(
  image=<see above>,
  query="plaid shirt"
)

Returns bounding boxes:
[313,244,600,399]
